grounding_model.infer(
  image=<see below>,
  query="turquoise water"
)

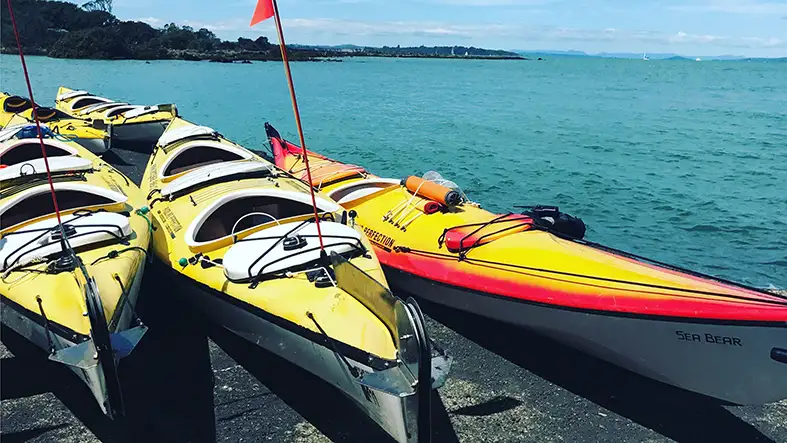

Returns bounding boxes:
[2,55,785,288]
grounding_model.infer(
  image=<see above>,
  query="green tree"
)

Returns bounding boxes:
[81,0,112,14]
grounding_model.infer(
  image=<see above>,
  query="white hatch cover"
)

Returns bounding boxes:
[102,105,142,119]
[0,156,92,182]
[0,211,131,271]
[56,90,89,101]
[122,105,160,119]
[78,102,127,115]
[157,124,217,148]
[161,160,274,198]
[223,221,362,281]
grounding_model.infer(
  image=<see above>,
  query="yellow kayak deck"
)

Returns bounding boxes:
[55,86,176,126]
[142,118,397,360]
[0,138,150,337]
[1,93,108,142]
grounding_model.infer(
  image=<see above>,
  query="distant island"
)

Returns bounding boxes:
[514,49,787,62]
[0,0,524,62]
[290,44,524,60]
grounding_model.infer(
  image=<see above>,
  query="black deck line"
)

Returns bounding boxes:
[0,294,90,343]
[383,266,787,328]
[162,263,398,372]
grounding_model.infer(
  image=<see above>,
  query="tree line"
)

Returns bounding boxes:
[0,0,316,60]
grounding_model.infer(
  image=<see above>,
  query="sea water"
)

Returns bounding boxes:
[1,55,785,288]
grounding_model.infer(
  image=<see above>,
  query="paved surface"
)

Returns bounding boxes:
[2,147,785,443]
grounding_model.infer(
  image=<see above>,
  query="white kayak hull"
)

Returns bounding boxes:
[385,266,787,405]
[176,274,421,443]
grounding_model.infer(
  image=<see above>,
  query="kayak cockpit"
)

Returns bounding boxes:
[3,95,34,113]
[68,95,114,112]
[159,140,253,181]
[1,139,78,165]
[186,189,341,247]
[34,107,74,122]
[328,179,399,205]
[77,102,128,116]
[0,183,127,231]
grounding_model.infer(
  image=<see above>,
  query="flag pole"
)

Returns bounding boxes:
[269,0,325,251]
[5,0,70,254]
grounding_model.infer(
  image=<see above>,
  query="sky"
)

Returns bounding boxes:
[106,0,787,57]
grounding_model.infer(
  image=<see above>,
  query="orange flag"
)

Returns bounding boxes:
[250,0,275,26]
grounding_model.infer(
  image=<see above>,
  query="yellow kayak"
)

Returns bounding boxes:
[268,123,787,406]
[0,134,151,418]
[142,117,449,442]
[55,86,177,145]
[1,92,110,154]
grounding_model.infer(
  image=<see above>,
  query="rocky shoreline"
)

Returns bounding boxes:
[0,1,525,63]
[0,46,527,63]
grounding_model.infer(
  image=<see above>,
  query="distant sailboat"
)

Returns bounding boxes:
[643,52,649,61]
[695,57,701,62]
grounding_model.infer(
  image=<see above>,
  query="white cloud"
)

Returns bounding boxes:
[134,17,164,26]
[671,0,787,15]
[142,16,786,53]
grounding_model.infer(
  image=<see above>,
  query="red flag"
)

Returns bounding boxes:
[250,0,275,26]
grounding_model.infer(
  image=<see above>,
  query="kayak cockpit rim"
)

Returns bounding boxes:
[184,188,341,251]
[159,160,276,201]
[327,178,401,206]
[0,156,92,183]
[2,95,34,113]
[67,95,114,112]
[156,124,218,151]
[1,138,79,164]
[78,102,129,116]
[157,140,254,181]
[0,183,128,232]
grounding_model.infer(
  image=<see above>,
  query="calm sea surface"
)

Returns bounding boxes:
[2,55,785,288]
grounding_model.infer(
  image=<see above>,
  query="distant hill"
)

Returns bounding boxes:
[742,57,787,63]
[512,50,775,61]
[0,1,522,61]
[292,44,523,59]
[0,0,327,61]
[514,50,590,58]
